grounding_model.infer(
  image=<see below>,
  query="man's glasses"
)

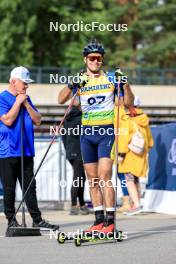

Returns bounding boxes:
[87,56,103,62]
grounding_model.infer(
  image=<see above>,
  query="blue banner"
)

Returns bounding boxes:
[147,123,176,191]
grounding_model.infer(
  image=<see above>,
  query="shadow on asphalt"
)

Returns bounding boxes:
[81,225,176,247]
[125,225,176,242]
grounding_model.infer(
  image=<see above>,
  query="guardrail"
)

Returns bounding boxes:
[0,65,176,85]
[33,105,176,136]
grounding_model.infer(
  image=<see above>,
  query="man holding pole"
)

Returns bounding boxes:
[0,66,59,233]
[58,39,134,234]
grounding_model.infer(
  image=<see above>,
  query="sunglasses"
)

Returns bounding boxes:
[87,56,103,62]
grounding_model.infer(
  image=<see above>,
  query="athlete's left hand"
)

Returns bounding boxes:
[115,68,128,87]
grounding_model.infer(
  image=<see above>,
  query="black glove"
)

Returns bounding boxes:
[68,71,89,90]
[115,68,128,87]
[78,72,90,87]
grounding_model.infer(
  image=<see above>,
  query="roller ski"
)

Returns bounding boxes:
[57,220,104,244]
[57,221,104,244]
[74,222,124,247]
[57,222,124,246]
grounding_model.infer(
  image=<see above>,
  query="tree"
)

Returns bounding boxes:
[0,0,175,69]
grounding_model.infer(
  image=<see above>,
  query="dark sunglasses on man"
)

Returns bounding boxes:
[87,55,103,62]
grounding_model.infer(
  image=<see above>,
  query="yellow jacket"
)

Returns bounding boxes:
[111,107,154,177]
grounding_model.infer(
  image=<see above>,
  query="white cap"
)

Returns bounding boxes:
[10,66,34,83]
[134,95,141,107]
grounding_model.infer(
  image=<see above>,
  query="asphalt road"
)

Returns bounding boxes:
[0,211,176,264]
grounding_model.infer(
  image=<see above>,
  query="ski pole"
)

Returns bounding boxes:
[20,107,27,228]
[114,70,121,237]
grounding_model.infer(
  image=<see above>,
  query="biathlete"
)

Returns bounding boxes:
[58,39,134,234]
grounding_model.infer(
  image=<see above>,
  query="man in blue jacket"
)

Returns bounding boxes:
[0,66,59,232]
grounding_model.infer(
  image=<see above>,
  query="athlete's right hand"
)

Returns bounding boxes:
[78,72,89,87]
[16,94,28,105]
[68,71,89,90]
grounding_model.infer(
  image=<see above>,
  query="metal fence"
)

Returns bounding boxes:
[0,65,176,85]
[16,137,70,201]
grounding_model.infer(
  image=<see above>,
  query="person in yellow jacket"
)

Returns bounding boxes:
[112,99,131,213]
[111,96,154,215]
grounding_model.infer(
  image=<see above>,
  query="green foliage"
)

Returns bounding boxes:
[0,0,175,68]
